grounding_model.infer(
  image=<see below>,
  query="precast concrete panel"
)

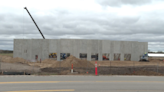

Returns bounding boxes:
[102,40,111,53]
[41,39,49,61]
[120,41,124,61]
[122,41,132,54]
[72,39,80,58]
[49,39,58,53]
[60,39,73,54]
[113,41,123,61]
[122,41,132,61]
[22,39,32,61]
[13,39,20,58]
[27,39,32,61]
[79,39,88,53]
[22,39,27,60]
[57,39,61,61]
[113,41,121,53]
[131,41,140,61]
[87,40,91,61]
[98,40,102,61]
[21,39,26,60]
[31,39,42,62]
[91,40,98,53]
[110,41,114,61]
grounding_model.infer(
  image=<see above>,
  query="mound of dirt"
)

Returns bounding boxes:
[41,59,58,64]
[51,55,94,68]
[28,59,58,68]
[0,55,28,64]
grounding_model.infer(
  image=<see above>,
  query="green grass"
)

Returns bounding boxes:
[0,53,13,57]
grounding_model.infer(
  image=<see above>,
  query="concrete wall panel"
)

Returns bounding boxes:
[49,39,58,53]
[87,40,91,61]
[22,39,32,61]
[79,39,88,53]
[31,39,42,62]
[120,41,124,61]
[41,39,49,60]
[131,41,140,61]
[114,41,121,53]
[110,41,114,61]
[13,39,22,58]
[98,40,102,61]
[91,40,98,53]
[102,40,111,53]
[60,39,73,54]
[123,41,132,54]
[72,39,80,58]
[57,39,61,61]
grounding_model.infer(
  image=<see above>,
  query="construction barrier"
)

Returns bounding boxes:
[71,64,73,73]
[95,62,98,76]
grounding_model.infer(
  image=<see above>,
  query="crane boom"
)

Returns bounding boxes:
[24,7,45,39]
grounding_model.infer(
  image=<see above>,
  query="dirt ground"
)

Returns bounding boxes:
[1,54,164,68]
[0,62,40,73]
[1,54,164,75]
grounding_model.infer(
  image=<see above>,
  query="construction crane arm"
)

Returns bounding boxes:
[24,7,45,39]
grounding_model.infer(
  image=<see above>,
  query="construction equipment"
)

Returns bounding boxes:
[49,53,57,58]
[103,56,109,60]
[60,53,70,60]
[24,7,45,39]
[139,53,149,62]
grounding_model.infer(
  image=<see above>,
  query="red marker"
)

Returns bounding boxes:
[71,64,73,73]
[95,62,98,76]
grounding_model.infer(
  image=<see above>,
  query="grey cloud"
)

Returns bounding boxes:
[1,7,164,51]
[95,0,152,7]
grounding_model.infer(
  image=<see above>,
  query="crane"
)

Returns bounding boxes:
[24,7,45,39]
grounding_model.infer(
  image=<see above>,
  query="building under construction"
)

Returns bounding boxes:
[13,39,148,62]
[14,8,147,62]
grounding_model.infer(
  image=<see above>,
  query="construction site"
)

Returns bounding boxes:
[0,7,164,76]
[13,39,148,62]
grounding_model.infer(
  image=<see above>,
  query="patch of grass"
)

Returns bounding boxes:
[0,53,13,57]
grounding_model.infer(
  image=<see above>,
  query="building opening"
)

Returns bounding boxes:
[80,53,87,60]
[35,55,38,61]
[114,53,120,61]
[60,53,70,60]
[124,54,131,61]
[49,53,57,60]
[91,53,98,61]
[102,53,110,61]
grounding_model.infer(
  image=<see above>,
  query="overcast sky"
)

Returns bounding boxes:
[0,0,164,51]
